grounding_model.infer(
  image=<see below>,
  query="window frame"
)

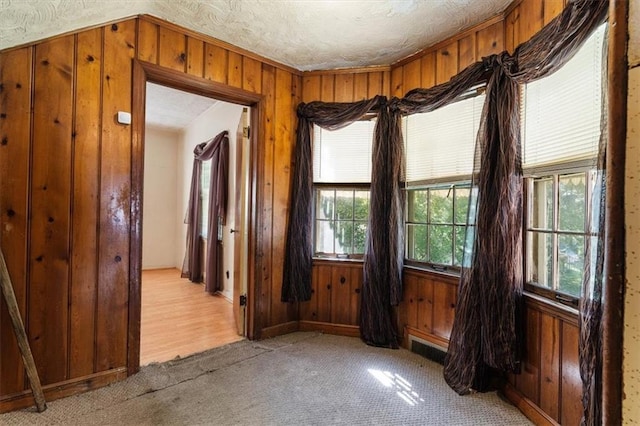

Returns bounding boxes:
[523,163,597,308]
[313,183,370,260]
[404,180,472,274]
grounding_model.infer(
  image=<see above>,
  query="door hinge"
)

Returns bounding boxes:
[243,126,250,139]
[239,294,247,306]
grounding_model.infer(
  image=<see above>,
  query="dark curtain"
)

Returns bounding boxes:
[282,96,382,303]
[181,130,229,294]
[441,0,609,408]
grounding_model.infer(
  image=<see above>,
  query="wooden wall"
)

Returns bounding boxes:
[0,15,300,411]
[301,68,391,103]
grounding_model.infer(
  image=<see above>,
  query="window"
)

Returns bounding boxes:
[201,160,211,237]
[406,184,474,268]
[313,119,375,258]
[526,171,596,300]
[403,92,484,270]
[522,24,605,303]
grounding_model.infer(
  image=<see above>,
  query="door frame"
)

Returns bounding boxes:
[128,60,263,375]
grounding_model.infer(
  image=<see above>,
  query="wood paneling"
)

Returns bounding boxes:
[302,75,321,103]
[227,51,243,88]
[204,43,228,84]
[436,42,458,85]
[391,66,403,97]
[420,53,436,89]
[29,35,74,385]
[137,20,158,64]
[517,308,541,403]
[186,37,204,77]
[242,56,262,93]
[517,0,545,47]
[354,73,368,101]
[543,0,566,26]
[158,27,186,72]
[334,74,354,102]
[539,314,561,421]
[561,323,582,426]
[476,22,504,58]
[0,46,32,396]
[321,75,335,102]
[403,59,421,93]
[458,34,476,71]
[306,262,362,327]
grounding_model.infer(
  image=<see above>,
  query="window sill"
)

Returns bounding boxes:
[522,291,579,324]
[403,263,460,280]
[312,256,364,265]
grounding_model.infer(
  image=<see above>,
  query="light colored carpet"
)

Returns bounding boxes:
[1,332,531,425]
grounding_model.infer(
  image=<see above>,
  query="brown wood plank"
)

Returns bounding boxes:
[331,266,352,324]
[270,69,294,326]
[416,277,434,333]
[302,75,321,103]
[420,52,436,89]
[204,44,228,84]
[315,265,332,323]
[517,307,541,404]
[258,63,275,330]
[403,59,421,93]
[158,26,186,73]
[367,72,382,98]
[390,66,403,97]
[136,19,158,64]
[320,75,335,102]
[539,313,561,422]
[349,267,362,325]
[334,73,354,102]
[300,265,319,321]
[403,274,418,329]
[95,20,135,373]
[543,0,565,25]
[0,46,32,397]
[560,322,582,426]
[353,73,368,101]
[70,27,102,378]
[381,70,391,98]
[431,281,456,340]
[29,35,75,385]
[227,51,243,89]
[505,7,519,53]
[186,37,204,78]
[242,56,262,94]
[476,21,505,59]
[436,41,458,85]
[518,0,544,47]
[458,34,476,72]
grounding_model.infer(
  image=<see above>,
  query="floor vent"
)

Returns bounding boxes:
[409,336,446,365]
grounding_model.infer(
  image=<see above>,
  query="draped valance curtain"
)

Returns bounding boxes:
[182,130,229,295]
[282,0,608,422]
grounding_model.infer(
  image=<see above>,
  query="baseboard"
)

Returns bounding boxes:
[501,382,559,426]
[299,321,360,337]
[0,367,127,414]
[260,321,300,339]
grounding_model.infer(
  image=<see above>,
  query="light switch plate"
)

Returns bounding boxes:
[117,111,131,125]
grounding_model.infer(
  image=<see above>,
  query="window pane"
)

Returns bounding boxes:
[354,222,367,254]
[354,190,370,220]
[335,190,354,220]
[559,173,586,232]
[315,220,334,253]
[454,187,470,224]
[408,190,428,223]
[454,225,466,266]
[429,188,453,224]
[406,224,427,261]
[335,221,353,254]
[429,225,453,265]
[558,234,585,297]
[529,231,553,287]
[532,177,553,230]
[317,189,334,220]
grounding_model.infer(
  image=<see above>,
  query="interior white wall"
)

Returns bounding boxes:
[624,2,640,422]
[176,101,244,302]
[142,126,180,269]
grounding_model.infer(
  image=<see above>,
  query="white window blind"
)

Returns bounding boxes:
[403,94,485,183]
[313,119,375,183]
[522,24,605,169]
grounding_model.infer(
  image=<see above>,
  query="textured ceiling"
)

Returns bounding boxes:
[146,82,218,131]
[1,0,513,71]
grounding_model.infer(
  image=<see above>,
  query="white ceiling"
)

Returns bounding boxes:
[1,0,513,71]
[146,82,218,131]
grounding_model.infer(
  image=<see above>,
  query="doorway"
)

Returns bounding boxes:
[129,61,262,373]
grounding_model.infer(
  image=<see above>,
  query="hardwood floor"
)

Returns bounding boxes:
[140,268,244,365]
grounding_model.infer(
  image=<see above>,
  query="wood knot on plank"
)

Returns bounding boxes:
[36,255,44,262]
[111,24,119,31]
[0,113,7,119]
[86,55,95,62]
[16,83,22,89]
[7,209,15,217]
[41,59,49,66]
[1,136,7,146]
[180,52,187,62]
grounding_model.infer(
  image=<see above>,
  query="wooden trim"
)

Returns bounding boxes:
[128,59,264,373]
[260,321,300,339]
[602,1,628,424]
[403,267,460,285]
[405,326,449,350]
[502,382,560,426]
[523,292,579,327]
[246,105,260,340]
[392,14,505,68]
[298,321,360,337]
[303,66,391,76]
[139,15,300,76]
[502,0,526,21]
[0,368,127,413]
